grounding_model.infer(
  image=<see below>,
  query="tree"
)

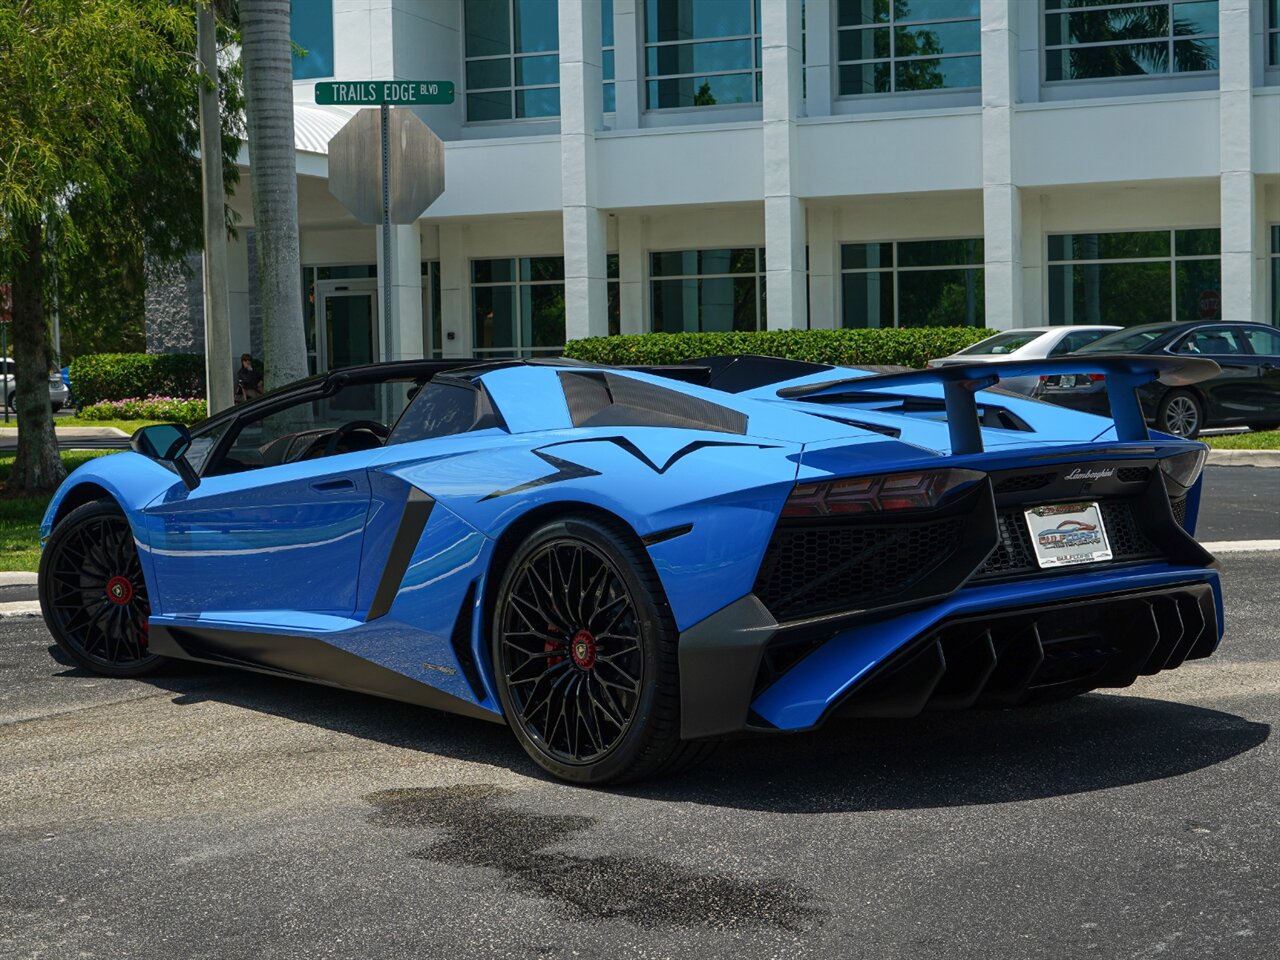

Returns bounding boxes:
[240,0,308,391]
[0,0,243,494]
[0,1,182,492]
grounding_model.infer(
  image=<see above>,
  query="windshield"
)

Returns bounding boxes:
[955,332,1043,356]
[1075,326,1174,353]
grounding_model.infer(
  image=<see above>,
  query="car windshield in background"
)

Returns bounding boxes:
[1075,326,1174,353]
[956,332,1043,356]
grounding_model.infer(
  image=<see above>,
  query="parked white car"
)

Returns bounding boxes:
[1,359,72,412]
[927,326,1122,396]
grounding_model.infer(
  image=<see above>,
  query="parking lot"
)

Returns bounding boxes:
[1,467,1277,960]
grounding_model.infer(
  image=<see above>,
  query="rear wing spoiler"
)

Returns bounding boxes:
[776,354,1221,454]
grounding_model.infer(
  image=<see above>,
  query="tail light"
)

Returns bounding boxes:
[782,468,986,518]
[1159,449,1206,490]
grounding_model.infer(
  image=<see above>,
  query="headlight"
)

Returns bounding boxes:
[1159,449,1206,490]
[782,468,986,518]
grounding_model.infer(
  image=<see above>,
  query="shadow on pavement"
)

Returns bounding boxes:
[90,640,1269,815]
[629,693,1270,813]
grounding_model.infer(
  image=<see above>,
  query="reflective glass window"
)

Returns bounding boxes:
[1047,229,1222,327]
[839,239,984,328]
[836,0,980,96]
[1269,0,1279,65]
[603,0,616,112]
[464,0,560,120]
[649,248,766,332]
[1272,225,1280,327]
[291,0,334,80]
[644,0,761,109]
[1043,0,1219,81]
[471,257,566,356]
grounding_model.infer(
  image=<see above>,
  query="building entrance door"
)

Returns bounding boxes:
[316,279,379,372]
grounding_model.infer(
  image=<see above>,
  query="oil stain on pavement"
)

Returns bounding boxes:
[366,784,825,931]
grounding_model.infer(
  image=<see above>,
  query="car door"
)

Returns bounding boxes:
[1171,326,1256,426]
[1238,326,1280,426]
[141,384,394,622]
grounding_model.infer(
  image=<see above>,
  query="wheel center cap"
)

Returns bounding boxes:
[570,629,597,670]
[105,576,133,606]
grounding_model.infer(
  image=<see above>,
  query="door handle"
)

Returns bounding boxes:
[1262,362,1277,371]
[310,478,357,494]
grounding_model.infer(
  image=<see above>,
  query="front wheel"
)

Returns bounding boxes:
[491,516,700,785]
[38,500,163,677]
[1156,390,1204,439]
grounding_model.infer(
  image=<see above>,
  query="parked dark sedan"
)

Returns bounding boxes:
[1037,321,1280,438]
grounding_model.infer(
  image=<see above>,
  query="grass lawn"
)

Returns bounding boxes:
[1202,430,1280,450]
[0,451,118,572]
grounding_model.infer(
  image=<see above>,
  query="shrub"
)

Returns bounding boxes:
[69,353,205,407]
[78,396,208,425]
[563,327,991,370]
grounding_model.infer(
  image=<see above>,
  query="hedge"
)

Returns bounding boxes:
[563,328,991,369]
[77,396,208,425]
[69,353,205,407]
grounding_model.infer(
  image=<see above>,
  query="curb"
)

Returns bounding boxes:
[0,427,129,438]
[1206,450,1280,467]
[0,601,41,619]
[0,572,37,586]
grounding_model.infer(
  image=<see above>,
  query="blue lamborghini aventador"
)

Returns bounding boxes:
[38,353,1224,783]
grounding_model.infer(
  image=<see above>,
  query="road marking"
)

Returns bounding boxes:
[1202,540,1280,553]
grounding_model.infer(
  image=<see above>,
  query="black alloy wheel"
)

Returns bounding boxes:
[1156,390,1204,439]
[38,500,163,677]
[492,516,700,784]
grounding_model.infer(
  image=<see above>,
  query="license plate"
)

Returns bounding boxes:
[1024,502,1113,569]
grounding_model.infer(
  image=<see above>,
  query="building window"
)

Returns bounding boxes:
[840,240,984,327]
[644,0,762,109]
[1047,229,1221,327]
[608,253,621,335]
[464,0,560,121]
[836,0,981,96]
[650,248,766,332]
[1270,225,1280,326]
[421,262,442,358]
[603,0,616,112]
[472,257,565,356]
[291,0,334,80]
[1271,0,1280,67]
[1044,0,1219,82]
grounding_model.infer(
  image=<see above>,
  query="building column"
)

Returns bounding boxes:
[613,0,641,130]
[438,221,468,358]
[762,0,806,330]
[618,214,647,334]
[807,206,838,329]
[1219,0,1256,322]
[376,223,423,360]
[804,0,833,117]
[560,0,608,342]
[980,0,1021,331]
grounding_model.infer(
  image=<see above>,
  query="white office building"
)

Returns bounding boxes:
[209,0,1280,373]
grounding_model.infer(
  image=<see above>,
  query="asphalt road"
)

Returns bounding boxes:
[1,484,1277,958]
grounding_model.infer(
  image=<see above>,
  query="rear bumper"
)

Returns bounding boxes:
[677,564,1221,738]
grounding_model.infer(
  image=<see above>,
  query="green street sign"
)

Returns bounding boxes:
[314,80,455,106]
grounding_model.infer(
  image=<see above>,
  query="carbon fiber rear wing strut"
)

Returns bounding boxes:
[775,354,1221,455]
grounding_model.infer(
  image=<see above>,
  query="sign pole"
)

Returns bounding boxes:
[380,102,393,362]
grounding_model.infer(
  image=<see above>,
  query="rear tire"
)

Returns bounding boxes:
[491,515,706,785]
[38,500,163,678]
[1156,390,1203,439]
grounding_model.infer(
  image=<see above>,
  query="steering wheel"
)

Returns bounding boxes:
[322,419,390,456]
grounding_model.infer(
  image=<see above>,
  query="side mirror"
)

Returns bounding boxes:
[131,423,199,490]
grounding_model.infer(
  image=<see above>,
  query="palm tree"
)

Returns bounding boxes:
[239,0,308,390]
